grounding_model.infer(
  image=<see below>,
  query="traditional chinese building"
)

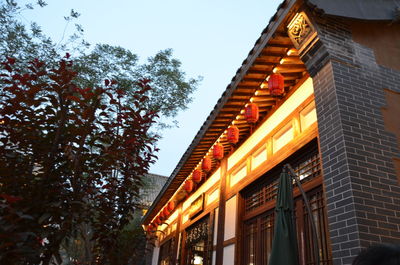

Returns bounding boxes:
[142,1,400,265]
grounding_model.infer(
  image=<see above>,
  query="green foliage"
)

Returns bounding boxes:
[0,0,201,127]
[75,45,201,121]
[0,1,59,66]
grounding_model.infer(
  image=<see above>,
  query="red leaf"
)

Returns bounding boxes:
[3,64,12,72]
[7,57,16,65]
[65,53,71,59]
[104,79,110,86]
[66,95,81,102]
[0,194,22,204]
[126,138,136,145]
[102,184,112,189]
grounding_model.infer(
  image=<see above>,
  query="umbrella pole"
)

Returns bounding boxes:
[285,164,320,265]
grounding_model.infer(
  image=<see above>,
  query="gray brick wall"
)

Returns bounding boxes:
[301,14,400,265]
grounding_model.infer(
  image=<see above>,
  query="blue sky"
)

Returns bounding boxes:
[20,0,282,176]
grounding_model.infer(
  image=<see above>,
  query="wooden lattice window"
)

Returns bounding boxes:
[243,211,275,265]
[244,142,321,215]
[299,190,332,265]
[241,140,332,265]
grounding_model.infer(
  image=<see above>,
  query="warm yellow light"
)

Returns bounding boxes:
[206,188,219,206]
[287,48,297,56]
[236,115,241,120]
[168,209,179,223]
[273,123,294,153]
[182,214,189,224]
[155,175,189,222]
[240,109,245,114]
[280,58,285,64]
[227,78,314,170]
[250,97,255,103]
[260,83,267,89]
[272,68,278,73]
[252,145,267,170]
[182,168,221,211]
[230,163,247,187]
[266,75,270,81]
[300,101,317,131]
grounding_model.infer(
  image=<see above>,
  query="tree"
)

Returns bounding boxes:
[0,55,158,264]
[0,1,200,263]
[0,1,201,127]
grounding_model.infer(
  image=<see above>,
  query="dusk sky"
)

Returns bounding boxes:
[21,0,282,177]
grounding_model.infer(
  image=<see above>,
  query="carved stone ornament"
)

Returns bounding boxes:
[287,12,315,49]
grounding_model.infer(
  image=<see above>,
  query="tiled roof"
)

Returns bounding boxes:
[142,0,304,225]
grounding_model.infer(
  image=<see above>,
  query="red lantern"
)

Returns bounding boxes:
[202,157,212,172]
[227,125,239,144]
[245,103,259,123]
[213,143,224,160]
[160,211,165,219]
[184,180,194,193]
[192,169,202,183]
[147,224,154,233]
[167,201,175,212]
[268,73,284,96]
[155,216,161,225]
[163,207,170,217]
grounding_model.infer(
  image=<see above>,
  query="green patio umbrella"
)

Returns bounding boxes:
[268,168,300,265]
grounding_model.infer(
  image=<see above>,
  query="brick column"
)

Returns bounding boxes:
[301,14,400,265]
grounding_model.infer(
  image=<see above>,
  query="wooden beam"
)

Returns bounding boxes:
[236,85,261,90]
[246,69,269,75]
[241,77,265,82]
[259,51,285,57]
[272,31,289,38]
[275,65,306,73]
[219,108,240,112]
[264,43,292,49]
[280,57,303,64]
[231,91,255,96]
[254,90,271,96]
[225,100,247,106]
[283,72,304,78]
[252,61,276,66]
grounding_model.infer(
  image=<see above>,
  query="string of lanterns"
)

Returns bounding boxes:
[148,73,285,233]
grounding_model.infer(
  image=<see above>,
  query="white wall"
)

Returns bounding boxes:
[222,244,235,265]
[212,250,216,265]
[224,195,237,240]
[214,207,219,245]
[151,246,159,265]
